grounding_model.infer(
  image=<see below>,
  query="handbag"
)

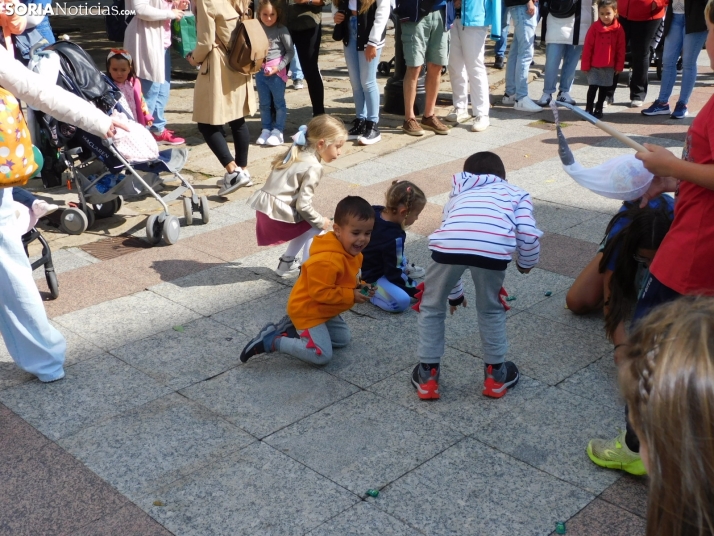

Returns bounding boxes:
[172,9,197,57]
[0,88,39,188]
[226,11,269,75]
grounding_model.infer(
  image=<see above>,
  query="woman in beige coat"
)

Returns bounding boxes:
[187,0,257,196]
[124,0,188,145]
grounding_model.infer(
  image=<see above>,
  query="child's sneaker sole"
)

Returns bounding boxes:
[411,365,440,399]
[483,363,519,398]
[240,322,276,363]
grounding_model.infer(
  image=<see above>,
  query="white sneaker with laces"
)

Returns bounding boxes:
[217,169,252,196]
[266,129,284,146]
[535,92,552,106]
[557,91,576,105]
[275,255,300,277]
[31,200,59,218]
[514,96,543,112]
[502,93,517,105]
[471,116,490,132]
[445,107,469,123]
[293,80,304,90]
[256,129,271,145]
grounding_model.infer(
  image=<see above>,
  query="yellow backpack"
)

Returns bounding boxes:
[0,87,38,188]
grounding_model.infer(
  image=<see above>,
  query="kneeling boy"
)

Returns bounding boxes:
[240,196,375,365]
[413,152,542,400]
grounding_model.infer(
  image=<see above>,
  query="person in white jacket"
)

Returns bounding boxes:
[0,43,124,382]
[535,0,594,105]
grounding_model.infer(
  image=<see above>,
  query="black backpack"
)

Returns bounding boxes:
[105,0,135,42]
[546,0,578,18]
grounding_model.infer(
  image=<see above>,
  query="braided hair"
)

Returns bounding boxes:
[383,180,426,228]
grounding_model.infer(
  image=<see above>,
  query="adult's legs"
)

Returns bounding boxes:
[678,29,709,105]
[511,4,537,100]
[227,118,250,169]
[542,43,566,95]
[460,25,490,117]
[0,188,65,382]
[140,48,171,133]
[626,18,662,102]
[292,25,325,115]
[495,3,510,57]
[447,20,469,112]
[504,6,519,96]
[417,262,466,364]
[469,267,507,365]
[197,123,234,168]
[657,14,685,103]
[289,46,304,80]
[558,44,583,94]
[359,43,382,123]
[343,17,368,120]
[370,276,412,312]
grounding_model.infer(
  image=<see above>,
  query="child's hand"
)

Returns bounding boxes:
[321,217,332,230]
[516,264,532,274]
[635,143,678,178]
[450,297,467,315]
[264,66,278,76]
[354,288,372,304]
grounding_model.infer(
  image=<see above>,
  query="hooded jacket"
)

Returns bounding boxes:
[361,206,419,297]
[287,232,363,330]
[581,18,626,71]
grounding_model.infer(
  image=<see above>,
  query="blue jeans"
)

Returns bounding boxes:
[255,69,287,132]
[657,14,708,105]
[344,16,382,123]
[495,3,510,57]
[505,4,537,100]
[140,48,171,133]
[543,43,583,95]
[370,276,412,313]
[289,47,304,81]
[0,188,65,382]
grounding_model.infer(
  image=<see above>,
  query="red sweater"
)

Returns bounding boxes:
[581,19,626,72]
[618,0,667,21]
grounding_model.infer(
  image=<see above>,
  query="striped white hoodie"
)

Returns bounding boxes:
[429,172,543,268]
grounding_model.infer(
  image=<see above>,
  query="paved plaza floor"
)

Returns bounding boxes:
[1,32,712,535]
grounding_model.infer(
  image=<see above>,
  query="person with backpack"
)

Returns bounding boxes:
[535,0,594,106]
[124,0,188,145]
[186,0,257,196]
[0,40,126,383]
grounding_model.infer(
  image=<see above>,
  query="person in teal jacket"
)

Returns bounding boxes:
[445,0,502,132]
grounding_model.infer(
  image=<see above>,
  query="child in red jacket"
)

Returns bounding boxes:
[581,0,626,117]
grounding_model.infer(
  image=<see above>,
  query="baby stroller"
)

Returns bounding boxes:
[29,40,209,245]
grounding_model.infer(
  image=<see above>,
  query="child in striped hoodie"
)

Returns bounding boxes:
[412,151,542,400]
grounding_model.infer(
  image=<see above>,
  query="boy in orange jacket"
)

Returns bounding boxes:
[240,196,376,365]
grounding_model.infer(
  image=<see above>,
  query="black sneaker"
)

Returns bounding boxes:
[411,363,440,400]
[358,121,381,145]
[347,118,366,140]
[494,55,504,69]
[240,322,277,363]
[593,107,603,120]
[483,361,519,398]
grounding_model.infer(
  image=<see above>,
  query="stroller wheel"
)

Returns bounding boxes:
[162,215,180,245]
[183,197,194,226]
[45,270,59,300]
[116,196,123,212]
[60,207,88,235]
[146,214,162,245]
[84,206,95,230]
[199,195,210,225]
[93,198,120,219]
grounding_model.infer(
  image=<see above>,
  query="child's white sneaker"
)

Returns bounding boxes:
[514,96,543,112]
[256,129,271,145]
[31,200,59,219]
[405,263,426,279]
[275,255,300,277]
[444,107,469,123]
[471,116,490,132]
[266,129,284,146]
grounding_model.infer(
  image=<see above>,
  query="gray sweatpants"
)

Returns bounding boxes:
[276,315,350,365]
[418,262,507,365]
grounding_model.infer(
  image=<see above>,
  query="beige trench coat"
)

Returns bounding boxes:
[191,0,256,125]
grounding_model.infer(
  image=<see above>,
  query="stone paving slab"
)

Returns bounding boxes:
[307,503,422,536]
[58,393,255,504]
[143,441,359,536]
[376,438,594,536]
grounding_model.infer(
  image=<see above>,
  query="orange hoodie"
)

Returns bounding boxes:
[287,232,363,330]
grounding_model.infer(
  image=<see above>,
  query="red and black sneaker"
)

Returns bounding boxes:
[411,364,440,400]
[483,361,519,398]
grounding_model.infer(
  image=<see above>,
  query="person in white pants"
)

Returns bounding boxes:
[0,44,122,382]
[446,0,503,132]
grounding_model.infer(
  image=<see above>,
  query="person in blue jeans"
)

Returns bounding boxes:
[332,0,390,145]
[493,2,510,68]
[535,0,593,106]
[641,0,709,119]
[503,0,543,111]
[289,46,304,89]
[255,0,294,146]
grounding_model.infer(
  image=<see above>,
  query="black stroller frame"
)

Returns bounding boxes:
[22,228,59,300]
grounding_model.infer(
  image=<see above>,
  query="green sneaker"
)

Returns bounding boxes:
[587,430,647,476]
